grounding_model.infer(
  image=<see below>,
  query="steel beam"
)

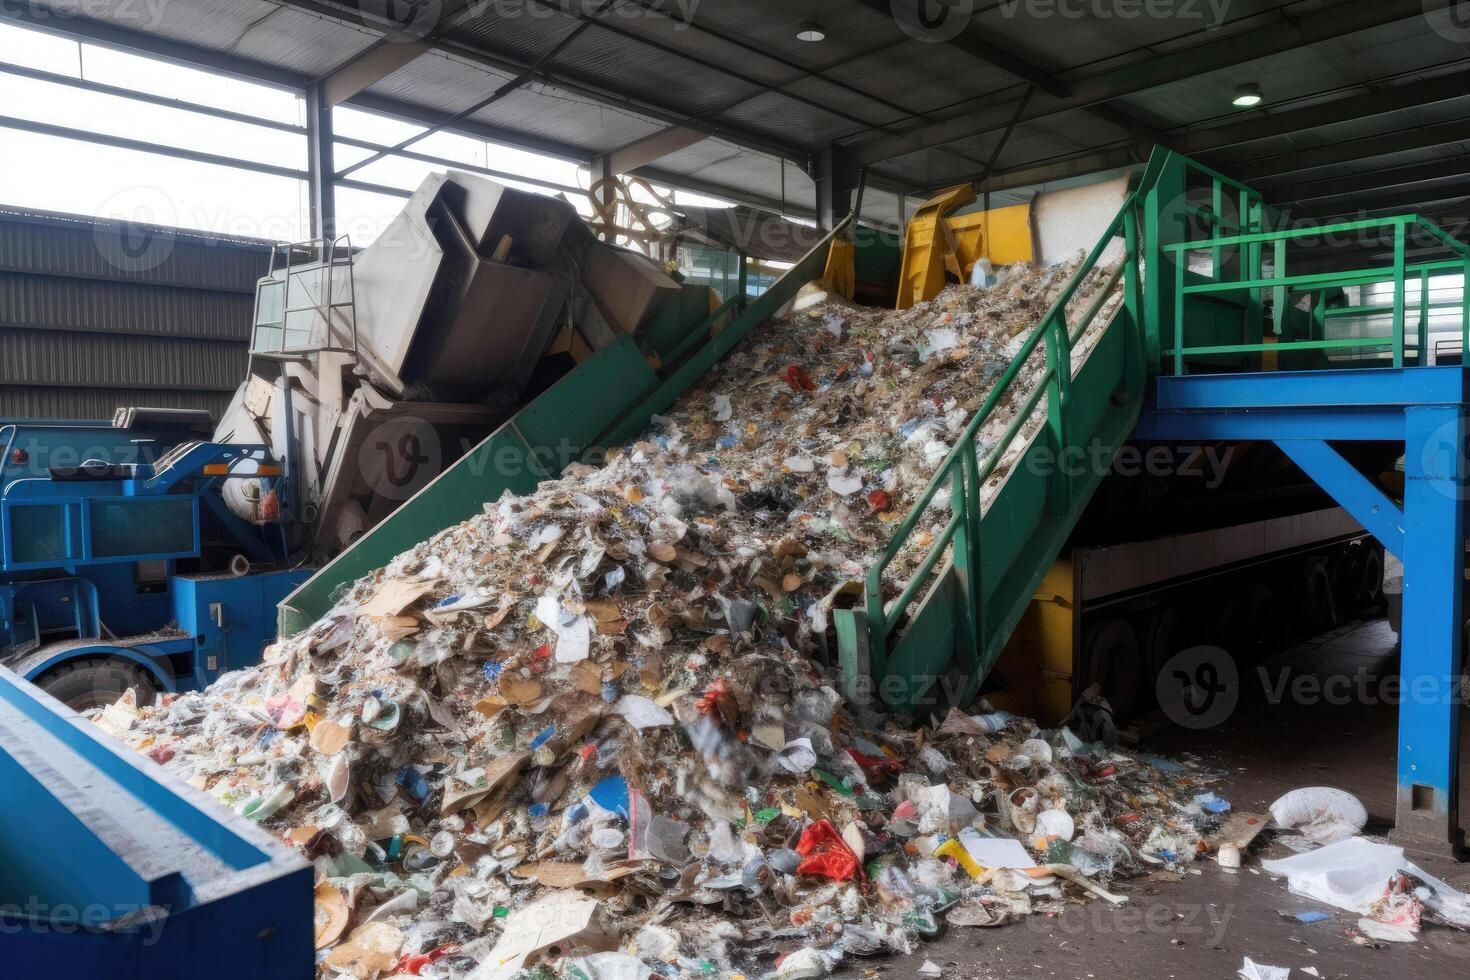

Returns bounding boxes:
[0,113,306,181]
[1191,69,1470,158]
[600,127,707,176]
[0,2,304,89]
[846,0,1069,97]
[844,0,1171,149]
[849,0,1443,167]
[321,39,433,107]
[1394,404,1466,856]
[0,62,305,133]
[306,82,336,240]
[1274,440,1405,559]
[1228,119,1470,183]
[1265,158,1470,206]
[1289,181,1470,221]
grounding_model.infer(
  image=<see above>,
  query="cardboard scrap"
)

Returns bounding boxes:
[322,921,404,977]
[359,578,434,619]
[470,891,616,980]
[314,881,350,949]
[511,861,638,890]
[442,750,530,817]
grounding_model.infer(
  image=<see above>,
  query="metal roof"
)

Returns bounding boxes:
[3,0,1469,223]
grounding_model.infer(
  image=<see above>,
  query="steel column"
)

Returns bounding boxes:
[813,146,860,232]
[1394,404,1466,856]
[305,82,336,241]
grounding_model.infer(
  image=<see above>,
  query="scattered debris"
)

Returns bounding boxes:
[115,265,1225,980]
[1263,835,1470,945]
[1268,788,1367,845]
[1239,957,1290,980]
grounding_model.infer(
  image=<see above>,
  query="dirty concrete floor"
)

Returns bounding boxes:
[856,618,1470,979]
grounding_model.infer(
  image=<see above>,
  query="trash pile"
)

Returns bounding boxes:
[1256,788,1470,949]
[116,261,1227,980]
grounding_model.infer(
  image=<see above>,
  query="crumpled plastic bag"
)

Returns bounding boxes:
[795,819,860,881]
[1268,787,1366,844]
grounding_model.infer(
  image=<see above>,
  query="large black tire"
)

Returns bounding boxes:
[1245,581,1278,659]
[1302,558,1338,634]
[1358,543,1384,609]
[1143,603,1186,690]
[1084,618,1143,719]
[36,658,159,712]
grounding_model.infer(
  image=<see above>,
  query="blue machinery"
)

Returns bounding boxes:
[0,419,309,701]
[0,668,312,977]
[0,148,1467,974]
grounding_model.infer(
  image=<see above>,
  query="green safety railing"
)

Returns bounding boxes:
[1165,214,1470,373]
[860,194,1142,679]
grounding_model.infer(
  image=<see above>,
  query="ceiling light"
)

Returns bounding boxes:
[1232,83,1263,108]
[796,22,826,42]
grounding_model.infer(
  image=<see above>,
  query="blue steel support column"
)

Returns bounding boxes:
[1394,404,1466,856]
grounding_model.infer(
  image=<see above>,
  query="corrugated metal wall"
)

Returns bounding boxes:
[0,208,272,421]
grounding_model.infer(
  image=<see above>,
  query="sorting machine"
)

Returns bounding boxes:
[1,172,681,709]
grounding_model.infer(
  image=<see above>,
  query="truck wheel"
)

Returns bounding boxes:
[1143,603,1185,689]
[1084,619,1142,719]
[1245,582,1277,658]
[1358,544,1384,609]
[36,658,159,712]
[1302,559,1337,634]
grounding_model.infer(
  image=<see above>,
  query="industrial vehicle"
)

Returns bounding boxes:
[0,412,309,706]
[6,147,1469,975]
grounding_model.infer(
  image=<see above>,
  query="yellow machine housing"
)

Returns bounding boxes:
[895,184,1035,309]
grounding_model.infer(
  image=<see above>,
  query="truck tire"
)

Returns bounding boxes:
[1245,582,1277,658]
[1084,618,1142,719]
[1302,559,1337,634]
[36,658,159,712]
[1143,603,1185,688]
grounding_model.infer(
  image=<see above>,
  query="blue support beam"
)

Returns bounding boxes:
[1139,367,1467,856]
[1274,440,1405,560]
[1394,405,1466,855]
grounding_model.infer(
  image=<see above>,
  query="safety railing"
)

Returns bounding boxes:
[861,194,1141,672]
[1164,215,1470,373]
[250,234,358,357]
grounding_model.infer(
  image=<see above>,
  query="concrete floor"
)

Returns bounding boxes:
[866,618,1470,979]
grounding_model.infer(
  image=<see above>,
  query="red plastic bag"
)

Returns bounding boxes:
[795,819,859,880]
[782,364,817,392]
[397,944,459,975]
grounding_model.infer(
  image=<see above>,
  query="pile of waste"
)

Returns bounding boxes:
[116,260,1228,980]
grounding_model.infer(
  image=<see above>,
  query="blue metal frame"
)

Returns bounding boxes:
[1140,364,1466,855]
[0,668,313,979]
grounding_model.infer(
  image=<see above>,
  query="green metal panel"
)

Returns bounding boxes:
[857,185,1149,714]
[853,232,901,287]
[639,284,716,360]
